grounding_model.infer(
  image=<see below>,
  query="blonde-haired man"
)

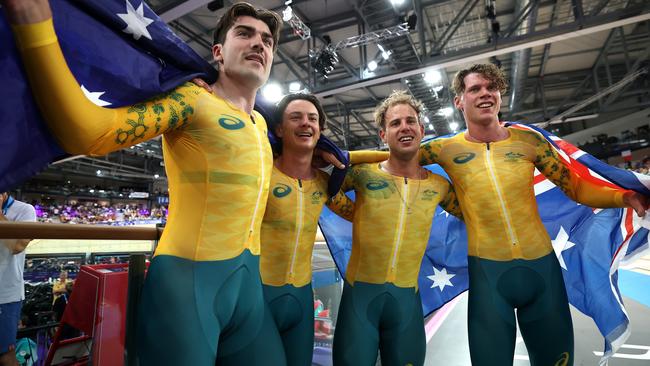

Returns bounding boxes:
[332,90,462,366]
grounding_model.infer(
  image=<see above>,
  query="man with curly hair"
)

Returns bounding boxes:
[418,63,648,366]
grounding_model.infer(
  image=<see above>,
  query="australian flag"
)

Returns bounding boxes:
[0,0,217,192]
[319,122,650,365]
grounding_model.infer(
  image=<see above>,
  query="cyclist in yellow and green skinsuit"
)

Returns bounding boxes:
[2,2,339,365]
[417,63,649,366]
[260,93,388,366]
[332,91,462,366]
[260,93,352,366]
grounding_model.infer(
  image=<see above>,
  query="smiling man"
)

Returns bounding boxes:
[332,91,462,366]
[259,93,354,366]
[2,1,288,364]
[418,63,649,366]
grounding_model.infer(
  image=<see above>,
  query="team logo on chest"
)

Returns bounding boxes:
[504,151,525,162]
[366,180,389,190]
[452,152,476,164]
[272,184,292,198]
[311,191,324,204]
[218,114,246,130]
[421,189,438,201]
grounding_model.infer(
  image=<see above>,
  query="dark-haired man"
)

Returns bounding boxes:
[2,1,290,364]
[260,93,354,366]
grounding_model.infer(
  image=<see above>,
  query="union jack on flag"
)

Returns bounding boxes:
[319,122,650,365]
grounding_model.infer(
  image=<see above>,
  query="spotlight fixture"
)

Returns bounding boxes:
[406,11,417,30]
[282,6,311,40]
[310,46,339,78]
[289,82,301,93]
[424,70,441,84]
[367,60,378,72]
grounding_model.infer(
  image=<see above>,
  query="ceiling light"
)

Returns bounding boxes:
[289,82,301,93]
[282,6,293,22]
[424,70,441,84]
[367,60,378,72]
[381,51,390,60]
[424,116,430,123]
[391,0,405,5]
[449,122,459,131]
[96,170,102,176]
[439,107,453,117]
[262,83,283,103]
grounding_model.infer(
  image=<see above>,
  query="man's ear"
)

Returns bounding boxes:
[212,44,224,65]
[378,127,386,142]
[453,95,463,111]
[275,123,284,138]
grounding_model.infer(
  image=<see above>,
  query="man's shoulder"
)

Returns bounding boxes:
[349,162,376,173]
[508,125,546,144]
[421,132,462,149]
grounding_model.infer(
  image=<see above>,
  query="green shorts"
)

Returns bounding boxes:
[333,281,425,366]
[263,283,314,366]
[137,250,286,365]
[467,252,573,366]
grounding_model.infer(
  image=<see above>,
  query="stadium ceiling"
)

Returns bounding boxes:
[35,0,650,186]
[146,0,650,150]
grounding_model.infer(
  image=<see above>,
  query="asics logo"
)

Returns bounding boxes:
[366,180,389,190]
[453,152,476,164]
[218,115,245,130]
[272,184,292,198]
[554,352,570,366]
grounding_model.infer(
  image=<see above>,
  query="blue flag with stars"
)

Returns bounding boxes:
[319,123,650,365]
[0,0,217,192]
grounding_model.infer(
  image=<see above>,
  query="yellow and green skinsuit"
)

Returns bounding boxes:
[333,162,461,366]
[418,128,627,366]
[13,19,286,366]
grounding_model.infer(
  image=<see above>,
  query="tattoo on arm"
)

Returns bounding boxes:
[113,85,197,145]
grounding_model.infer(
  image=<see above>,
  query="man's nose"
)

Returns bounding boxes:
[250,32,264,49]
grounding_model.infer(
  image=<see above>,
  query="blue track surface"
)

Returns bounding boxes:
[619,269,650,308]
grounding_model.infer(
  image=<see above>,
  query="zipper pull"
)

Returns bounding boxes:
[250,116,256,125]
[404,177,408,185]
[486,142,490,150]
[298,179,303,188]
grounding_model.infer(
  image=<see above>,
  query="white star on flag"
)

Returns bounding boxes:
[438,209,450,218]
[427,266,455,291]
[551,226,576,270]
[81,85,111,106]
[117,0,154,41]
